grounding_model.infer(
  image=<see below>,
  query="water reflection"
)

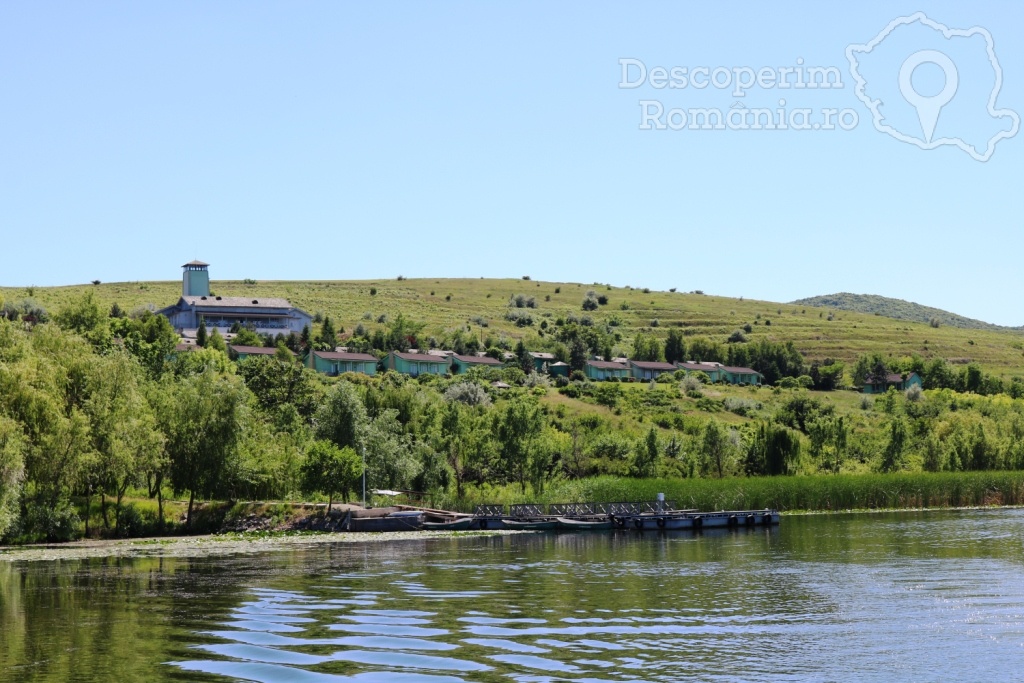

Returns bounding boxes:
[2,511,1024,682]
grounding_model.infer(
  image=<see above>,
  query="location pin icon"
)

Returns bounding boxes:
[899,50,958,143]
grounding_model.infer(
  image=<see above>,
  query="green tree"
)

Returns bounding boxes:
[55,292,111,350]
[494,398,543,490]
[664,329,686,364]
[196,319,208,347]
[300,440,362,511]
[0,416,26,539]
[160,370,248,527]
[317,316,337,350]
[880,417,907,473]
[514,339,532,375]
[700,420,731,478]
[744,421,801,476]
[315,381,368,451]
[207,328,227,353]
[632,333,662,362]
[631,427,660,478]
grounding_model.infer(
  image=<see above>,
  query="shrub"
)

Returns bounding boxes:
[680,375,703,394]
[370,287,377,296]
[397,275,406,281]
[25,500,81,542]
[905,384,923,402]
[522,275,531,280]
[743,323,753,333]
[797,375,814,389]
[116,504,147,538]
[524,372,551,388]
[728,329,748,343]
[650,319,660,327]
[554,375,570,388]
[570,370,586,382]
[597,294,609,306]
[504,310,534,327]
[443,382,492,407]
[724,397,761,417]
[929,317,941,328]
[860,395,873,410]
[582,291,599,311]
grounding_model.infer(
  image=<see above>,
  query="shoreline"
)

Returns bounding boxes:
[3,505,1021,563]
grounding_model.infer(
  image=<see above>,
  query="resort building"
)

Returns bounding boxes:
[158,261,312,334]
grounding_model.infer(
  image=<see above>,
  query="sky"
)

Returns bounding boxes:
[1,2,1021,325]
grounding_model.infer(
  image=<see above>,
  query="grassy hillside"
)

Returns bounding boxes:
[4,278,1024,377]
[792,292,1021,332]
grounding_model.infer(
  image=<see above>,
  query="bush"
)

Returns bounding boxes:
[554,375,570,388]
[680,374,703,394]
[905,384,923,402]
[570,370,587,382]
[370,287,377,296]
[443,382,492,407]
[504,310,534,327]
[582,292,599,311]
[116,503,147,538]
[777,376,800,389]
[728,329,748,343]
[25,500,81,542]
[796,375,814,389]
[724,397,761,417]
[597,294,609,306]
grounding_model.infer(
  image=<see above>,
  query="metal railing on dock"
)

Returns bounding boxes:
[474,500,679,518]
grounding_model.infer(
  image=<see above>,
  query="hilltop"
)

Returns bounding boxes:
[3,278,1024,377]
[791,293,1021,332]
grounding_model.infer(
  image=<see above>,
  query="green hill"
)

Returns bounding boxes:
[4,278,1024,378]
[791,293,1021,332]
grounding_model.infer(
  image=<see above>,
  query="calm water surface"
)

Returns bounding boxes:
[2,509,1024,682]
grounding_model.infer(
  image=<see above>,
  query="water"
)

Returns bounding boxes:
[2,509,1024,682]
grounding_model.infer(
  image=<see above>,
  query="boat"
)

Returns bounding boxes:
[555,517,614,531]
[422,517,474,531]
[501,519,559,531]
[618,514,688,530]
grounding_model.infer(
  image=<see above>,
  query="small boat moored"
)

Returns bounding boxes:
[502,519,559,531]
[422,517,474,531]
[555,517,614,531]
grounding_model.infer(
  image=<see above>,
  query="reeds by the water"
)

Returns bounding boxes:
[455,472,1024,513]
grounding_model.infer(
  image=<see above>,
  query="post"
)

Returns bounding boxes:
[657,492,664,514]
[361,446,366,509]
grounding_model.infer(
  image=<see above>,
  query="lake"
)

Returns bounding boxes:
[2,509,1024,682]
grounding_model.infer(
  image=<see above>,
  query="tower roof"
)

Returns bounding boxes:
[182,260,209,268]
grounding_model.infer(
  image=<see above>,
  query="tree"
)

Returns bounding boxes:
[632,333,662,362]
[196,319,208,347]
[744,422,801,476]
[568,336,588,373]
[631,427,660,478]
[664,329,686,365]
[317,316,337,350]
[494,398,544,490]
[514,339,532,375]
[0,416,26,539]
[880,417,907,473]
[207,329,227,353]
[160,370,248,527]
[301,440,362,511]
[55,292,111,349]
[700,420,731,478]
[315,381,368,451]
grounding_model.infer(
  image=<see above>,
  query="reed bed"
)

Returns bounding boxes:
[518,472,1024,513]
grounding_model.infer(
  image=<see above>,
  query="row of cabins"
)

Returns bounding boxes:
[214,346,923,394]
[586,360,763,385]
[245,344,762,385]
[226,344,762,384]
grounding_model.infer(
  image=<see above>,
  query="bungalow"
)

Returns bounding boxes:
[675,361,727,383]
[547,361,570,377]
[384,351,450,377]
[722,366,763,385]
[862,371,922,394]
[229,344,289,361]
[451,354,504,374]
[629,360,677,381]
[308,350,378,377]
[528,352,557,374]
[585,359,630,381]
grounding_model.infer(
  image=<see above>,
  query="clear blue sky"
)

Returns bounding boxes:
[1,2,1021,325]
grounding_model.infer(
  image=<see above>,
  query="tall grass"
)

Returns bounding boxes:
[465,472,1024,513]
